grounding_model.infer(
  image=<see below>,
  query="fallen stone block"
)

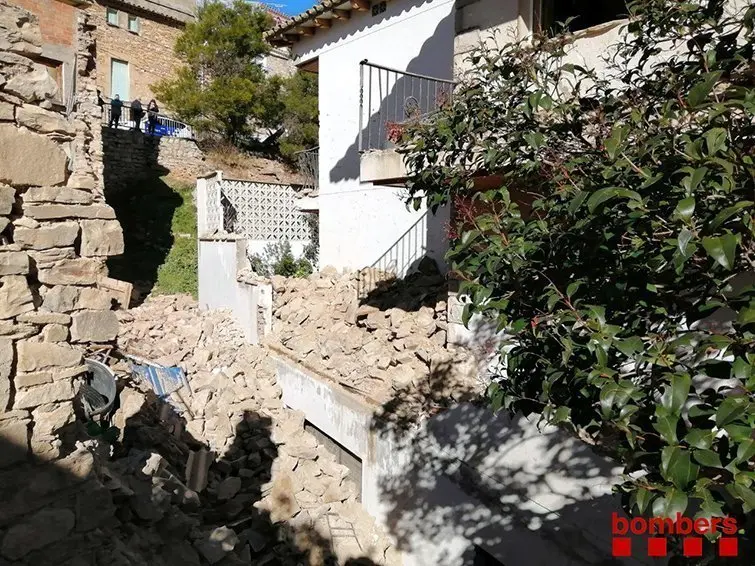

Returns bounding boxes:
[70,310,119,342]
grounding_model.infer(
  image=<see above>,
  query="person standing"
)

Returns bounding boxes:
[131,97,143,131]
[147,99,159,135]
[109,94,122,128]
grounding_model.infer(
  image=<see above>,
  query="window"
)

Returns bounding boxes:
[536,0,627,35]
[106,7,118,26]
[128,15,139,33]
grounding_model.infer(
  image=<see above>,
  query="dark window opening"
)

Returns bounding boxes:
[536,0,627,35]
[304,421,362,502]
[473,545,506,566]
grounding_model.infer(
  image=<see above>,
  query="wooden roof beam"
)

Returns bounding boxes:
[314,17,332,28]
[333,9,351,20]
[350,0,369,11]
[299,26,316,36]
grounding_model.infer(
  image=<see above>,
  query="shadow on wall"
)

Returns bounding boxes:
[102,127,183,304]
[0,387,386,565]
[323,7,454,276]
[357,251,448,312]
[369,359,712,566]
[328,6,454,186]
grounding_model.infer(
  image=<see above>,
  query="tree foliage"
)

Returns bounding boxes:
[279,71,319,158]
[401,0,755,552]
[153,0,317,150]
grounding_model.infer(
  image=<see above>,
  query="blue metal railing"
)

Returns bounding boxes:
[101,102,195,139]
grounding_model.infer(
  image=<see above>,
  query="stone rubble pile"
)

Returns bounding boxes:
[104,294,400,566]
[268,259,482,406]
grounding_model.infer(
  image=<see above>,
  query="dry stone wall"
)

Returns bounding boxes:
[0,0,125,486]
[102,126,206,190]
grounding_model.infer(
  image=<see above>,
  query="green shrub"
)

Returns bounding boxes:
[402,0,755,550]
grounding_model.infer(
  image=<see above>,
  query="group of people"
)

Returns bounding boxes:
[98,90,161,134]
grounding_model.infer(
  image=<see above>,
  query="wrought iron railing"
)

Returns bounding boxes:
[359,60,455,152]
[293,146,319,191]
[101,102,195,139]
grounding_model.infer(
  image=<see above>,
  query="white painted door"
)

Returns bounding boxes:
[110,59,129,100]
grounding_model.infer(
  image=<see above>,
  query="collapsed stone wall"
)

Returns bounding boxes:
[102,127,206,190]
[0,0,125,481]
[266,260,484,410]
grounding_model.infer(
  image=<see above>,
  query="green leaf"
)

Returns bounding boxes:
[661,447,699,489]
[684,429,714,449]
[652,488,688,519]
[566,281,582,298]
[677,228,694,257]
[675,197,696,220]
[708,201,753,231]
[587,187,642,213]
[704,127,728,155]
[687,72,722,106]
[716,397,748,427]
[693,449,722,468]
[736,440,755,465]
[661,374,691,415]
[654,413,679,444]
[616,336,643,357]
[634,488,654,514]
[726,484,755,513]
[701,234,738,270]
[738,304,755,325]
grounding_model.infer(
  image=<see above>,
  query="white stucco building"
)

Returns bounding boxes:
[266,0,629,346]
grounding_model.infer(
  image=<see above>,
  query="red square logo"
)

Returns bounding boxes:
[648,538,667,557]
[683,537,703,557]
[612,538,631,557]
[719,537,738,557]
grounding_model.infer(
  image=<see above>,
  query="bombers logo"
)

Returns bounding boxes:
[611,512,739,558]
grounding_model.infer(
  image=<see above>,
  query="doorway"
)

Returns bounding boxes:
[110,58,129,100]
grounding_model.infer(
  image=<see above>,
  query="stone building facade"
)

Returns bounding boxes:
[0,3,128,556]
[6,0,80,107]
[87,0,194,106]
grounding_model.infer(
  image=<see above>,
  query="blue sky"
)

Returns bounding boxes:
[270,0,318,16]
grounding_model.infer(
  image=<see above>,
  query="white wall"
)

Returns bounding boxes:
[275,353,660,566]
[290,0,455,275]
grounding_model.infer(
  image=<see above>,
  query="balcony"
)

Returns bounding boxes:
[101,102,195,138]
[358,60,455,184]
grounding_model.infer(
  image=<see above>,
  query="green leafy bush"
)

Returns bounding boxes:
[401,0,755,548]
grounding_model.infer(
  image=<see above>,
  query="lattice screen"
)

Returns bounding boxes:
[216,179,309,241]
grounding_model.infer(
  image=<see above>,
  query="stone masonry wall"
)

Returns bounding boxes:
[88,2,185,105]
[0,0,125,481]
[101,126,206,189]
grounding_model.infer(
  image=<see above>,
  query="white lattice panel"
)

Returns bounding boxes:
[218,180,308,241]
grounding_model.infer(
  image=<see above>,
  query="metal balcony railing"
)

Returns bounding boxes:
[293,146,319,191]
[359,60,455,152]
[101,102,195,139]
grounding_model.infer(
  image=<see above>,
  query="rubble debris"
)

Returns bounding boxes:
[106,294,400,565]
[267,261,484,409]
